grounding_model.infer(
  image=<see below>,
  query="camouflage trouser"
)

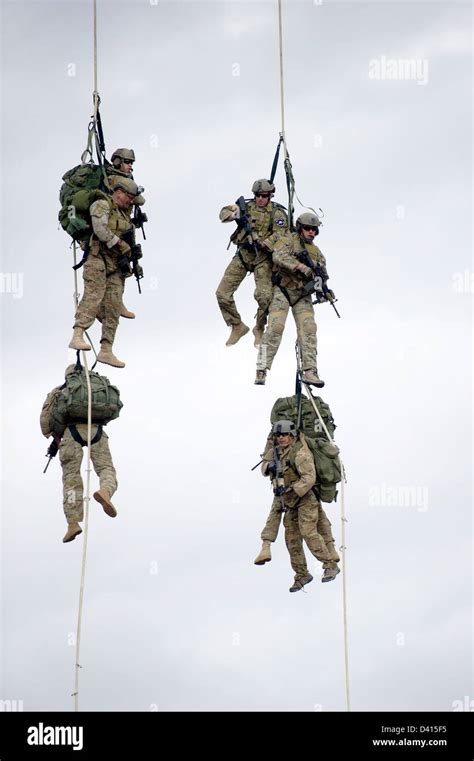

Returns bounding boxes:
[59,424,117,524]
[283,492,340,580]
[257,287,317,371]
[215,253,273,331]
[74,242,124,345]
[260,500,285,543]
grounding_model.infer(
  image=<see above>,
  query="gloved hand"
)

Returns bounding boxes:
[116,239,131,257]
[267,461,277,477]
[295,263,313,279]
[324,288,336,301]
[219,204,241,223]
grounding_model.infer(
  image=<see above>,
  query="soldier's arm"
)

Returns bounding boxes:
[314,245,329,280]
[219,204,240,223]
[260,434,274,476]
[272,235,302,274]
[291,446,316,497]
[90,199,120,248]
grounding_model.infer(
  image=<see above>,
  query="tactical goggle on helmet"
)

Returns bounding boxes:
[272,420,297,436]
[252,179,275,196]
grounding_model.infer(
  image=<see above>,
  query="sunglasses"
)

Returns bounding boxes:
[302,225,317,232]
[275,432,291,437]
[255,193,271,199]
[122,159,134,165]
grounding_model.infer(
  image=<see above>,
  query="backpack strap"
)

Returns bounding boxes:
[68,424,103,447]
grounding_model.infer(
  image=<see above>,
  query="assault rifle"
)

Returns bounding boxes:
[121,228,144,294]
[235,196,259,257]
[43,439,59,473]
[295,250,341,318]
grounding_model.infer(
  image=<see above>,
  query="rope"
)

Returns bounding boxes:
[73,350,93,713]
[72,0,100,712]
[72,242,99,362]
[299,369,351,712]
[275,0,323,229]
[277,0,286,148]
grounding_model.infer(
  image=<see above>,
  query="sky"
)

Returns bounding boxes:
[0,0,472,712]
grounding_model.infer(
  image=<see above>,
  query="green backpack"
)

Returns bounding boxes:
[49,367,123,436]
[271,395,336,439]
[270,395,341,503]
[58,163,109,242]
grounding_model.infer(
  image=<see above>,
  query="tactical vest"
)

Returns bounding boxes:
[231,200,285,248]
[97,197,132,240]
[280,441,303,488]
[272,233,325,294]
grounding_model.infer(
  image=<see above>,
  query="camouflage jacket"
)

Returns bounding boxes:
[220,199,288,253]
[261,435,316,508]
[90,198,132,249]
[272,231,329,291]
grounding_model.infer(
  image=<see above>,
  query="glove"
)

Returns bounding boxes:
[267,461,277,477]
[325,288,335,301]
[295,263,313,278]
[219,204,240,223]
[116,239,131,257]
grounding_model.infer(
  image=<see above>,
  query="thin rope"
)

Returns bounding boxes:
[73,0,99,712]
[277,0,286,151]
[300,378,351,712]
[93,0,98,95]
[73,350,93,713]
[276,0,322,225]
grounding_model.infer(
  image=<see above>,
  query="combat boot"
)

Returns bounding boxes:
[62,522,82,543]
[93,488,117,518]
[322,565,340,583]
[69,328,91,352]
[254,369,267,386]
[97,341,125,368]
[254,540,272,565]
[289,573,313,593]
[302,368,325,388]
[252,326,264,347]
[120,304,135,319]
[226,322,249,346]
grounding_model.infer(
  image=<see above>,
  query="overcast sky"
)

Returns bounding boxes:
[0,0,472,712]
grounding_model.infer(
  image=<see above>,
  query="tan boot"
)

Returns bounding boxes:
[254,369,267,386]
[93,488,117,518]
[322,565,340,583]
[97,341,125,368]
[254,540,272,565]
[120,304,135,319]
[252,326,264,347]
[226,322,249,346]
[62,522,82,543]
[289,573,313,593]
[68,328,91,351]
[302,368,325,388]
